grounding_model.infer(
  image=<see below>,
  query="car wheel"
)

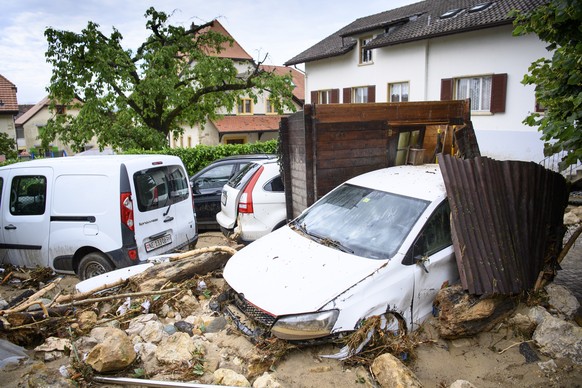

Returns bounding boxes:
[78,252,114,280]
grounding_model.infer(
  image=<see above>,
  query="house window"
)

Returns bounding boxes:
[456,76,492,111]
[224,137,246,144]
[266,99,277,114]
[187,136,192,147]
[353,87,369,103]
[318,90,332,104]
[359,37,373,64]
[237,98,253,115]
[441,74,507,113]
[389,82,409,102]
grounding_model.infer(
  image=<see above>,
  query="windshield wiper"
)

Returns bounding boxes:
[291,221,354,254]
[319,237,354,254]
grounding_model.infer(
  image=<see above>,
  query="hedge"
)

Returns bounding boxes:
[0,140,280,176]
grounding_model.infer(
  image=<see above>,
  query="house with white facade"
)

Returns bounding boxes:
[285,0,548,162]
[174,20,305,147]
[0,75,19,153]
[14,96,84,157]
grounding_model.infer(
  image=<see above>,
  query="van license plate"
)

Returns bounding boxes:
[145,234,172,252]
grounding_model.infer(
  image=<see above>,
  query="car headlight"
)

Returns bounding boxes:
[271,310,339,340]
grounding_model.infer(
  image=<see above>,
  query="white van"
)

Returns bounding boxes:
[0,155,198,279]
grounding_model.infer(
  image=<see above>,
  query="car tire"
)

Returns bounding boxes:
[78,252,114,280]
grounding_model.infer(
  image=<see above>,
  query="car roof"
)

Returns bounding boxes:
[346,164,445,202]
[210,154,276,163]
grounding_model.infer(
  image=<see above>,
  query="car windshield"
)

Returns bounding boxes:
[292,183,429,260]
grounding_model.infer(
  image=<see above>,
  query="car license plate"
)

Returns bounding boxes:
[145,234,172,252]
[221,191,227,206]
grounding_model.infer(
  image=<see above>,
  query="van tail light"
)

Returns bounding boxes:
[128,249,138,261]
[238,166,264,214]
[120,192,135,231]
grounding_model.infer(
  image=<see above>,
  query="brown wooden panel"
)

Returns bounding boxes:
[491,73,507,113]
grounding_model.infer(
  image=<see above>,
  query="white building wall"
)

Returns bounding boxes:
[305,25,550,162]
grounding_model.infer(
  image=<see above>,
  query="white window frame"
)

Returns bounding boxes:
[455,76,492,112]
[359,37,373,64]
[389,82,410,102]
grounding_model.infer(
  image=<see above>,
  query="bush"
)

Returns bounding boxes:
[124,140,279,176]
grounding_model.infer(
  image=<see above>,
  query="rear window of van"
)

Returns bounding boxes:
[134,165,189,212]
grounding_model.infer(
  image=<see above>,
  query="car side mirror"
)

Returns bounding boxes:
[414,254,430,273]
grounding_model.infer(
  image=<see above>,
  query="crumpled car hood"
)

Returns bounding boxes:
[223,226,388,316]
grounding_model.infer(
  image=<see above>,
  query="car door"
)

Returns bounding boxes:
[405,200,459,329]
[1,168,52,268]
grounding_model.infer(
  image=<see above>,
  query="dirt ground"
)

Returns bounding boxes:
[0,231,580,387]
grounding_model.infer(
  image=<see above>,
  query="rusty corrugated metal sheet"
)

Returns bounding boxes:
[439,154,569,295]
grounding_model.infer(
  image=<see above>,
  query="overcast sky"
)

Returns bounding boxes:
[0,0,417,104]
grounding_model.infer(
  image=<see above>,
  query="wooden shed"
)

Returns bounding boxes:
[279,100,478,219]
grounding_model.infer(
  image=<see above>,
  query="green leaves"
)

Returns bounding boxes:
[43,8,295,151]
[513,0,582,170]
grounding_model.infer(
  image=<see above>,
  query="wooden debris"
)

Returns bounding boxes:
[129,246,238,292]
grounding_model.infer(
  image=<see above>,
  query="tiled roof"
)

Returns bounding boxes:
[198,20,253,61]
[15,104,35,121]
[15,96,49,125]
[285,0,546,66]
[0,74,19,113]
[260,65,305,103]
[212,115,283,133]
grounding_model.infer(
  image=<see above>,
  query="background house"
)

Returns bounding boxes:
[14,96,83,157]
[174,20,305,147]
[285,0,548,163]
[0,75,19,155]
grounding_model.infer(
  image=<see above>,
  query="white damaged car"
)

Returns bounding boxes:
[221,164,459,342]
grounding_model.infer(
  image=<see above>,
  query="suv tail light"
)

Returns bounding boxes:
[120,192,135,231]
[238,166,264,214]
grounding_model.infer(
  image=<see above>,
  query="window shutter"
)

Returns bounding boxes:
[343,88,352,103]
[490,73,507,113]
[368,85,376,103]
[310,91,318,104]
[331,89,339,103]
[440,78,453,100]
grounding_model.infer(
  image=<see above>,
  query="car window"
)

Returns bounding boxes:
[227,162,260,190]
[264,176,284,192]
[293,183,429,260]
[10,175,47,215]
[134,165,189,212]
[402,200,452,265]
[196,164,235,190]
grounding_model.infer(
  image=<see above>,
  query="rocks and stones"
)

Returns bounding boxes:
[213,367,251,387]
[449,380,477,388]
[139,320,166,344]
[371,353,423,388]
[155,332,200,364]
[252,372,281,388]
[85,327,136,372]
[533,314,582,365]
[174,320,194,336]
[33,337,71,362]
[435,284,518,339]
[76,310,97,332]
[545,283,580,319]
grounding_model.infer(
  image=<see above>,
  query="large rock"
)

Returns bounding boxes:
[252,372,282,388]
[213,368,251,387]
[139,320,166,344]
[371,353,423,388]
[155,332,197,364]
[134,342,160,375]
[435,285,517,339]
[545,283,580,319]
[533,314,582,365]
[85,327,136,372]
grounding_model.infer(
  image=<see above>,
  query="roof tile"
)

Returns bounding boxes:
[285,0,547,66]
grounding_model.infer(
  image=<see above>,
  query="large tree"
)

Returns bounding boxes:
[43,8,296,151]
[512,0,582,170]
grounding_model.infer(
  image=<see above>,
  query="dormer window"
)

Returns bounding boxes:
[359,37,373,64]
[468,2,493,13]
[440,8,463,19]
